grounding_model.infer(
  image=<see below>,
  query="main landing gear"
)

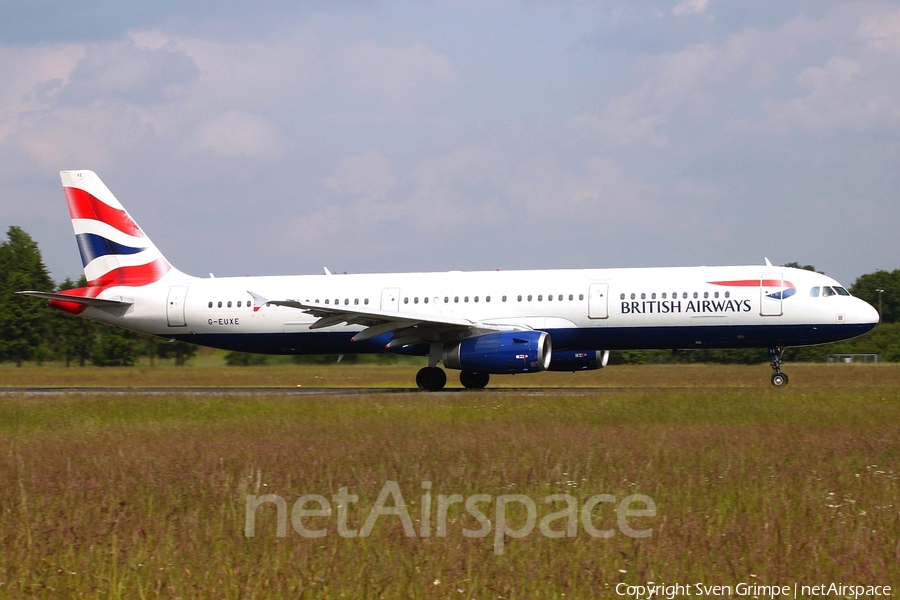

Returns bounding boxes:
[415,367,491,391]
[768,346,789,387]
[416,366,447,391]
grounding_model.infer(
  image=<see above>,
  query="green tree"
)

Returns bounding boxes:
[91,326,141,366]
[51,277,91,366]
[154,339,198,366]
[0,227,55,366]
[225,351,268,366]
[782,262,822,273]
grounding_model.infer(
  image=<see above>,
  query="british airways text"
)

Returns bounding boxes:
[620,299,751,315]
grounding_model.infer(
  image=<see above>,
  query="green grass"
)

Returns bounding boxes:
[0,365,898,597]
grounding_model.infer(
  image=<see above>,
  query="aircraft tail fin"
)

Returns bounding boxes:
[60,170,189,288]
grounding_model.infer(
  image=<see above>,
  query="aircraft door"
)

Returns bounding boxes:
[381,287,400,312]
[588,283,609,319]
[166,286,188,327]
[760,274,783,317]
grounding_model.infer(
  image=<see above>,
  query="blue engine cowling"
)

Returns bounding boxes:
[547,350,610,372]
[443,331,551,374]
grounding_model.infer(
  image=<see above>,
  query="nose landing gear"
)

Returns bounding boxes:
[768,347,789,387]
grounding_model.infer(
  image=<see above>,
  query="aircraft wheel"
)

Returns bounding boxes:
[460,371,490,389]
[771,372,789,387]
[416,366,446,391]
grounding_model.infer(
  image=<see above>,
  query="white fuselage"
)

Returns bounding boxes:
[78,264,879,356]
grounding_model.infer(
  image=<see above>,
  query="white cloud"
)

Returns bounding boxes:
[508,155,660,223]
[332,41,457,108]
[672,0,711,17]
[181,109,284,160]
[325,151,395,202]
[749,8,900,135]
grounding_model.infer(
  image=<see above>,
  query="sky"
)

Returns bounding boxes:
[1,0,898,286]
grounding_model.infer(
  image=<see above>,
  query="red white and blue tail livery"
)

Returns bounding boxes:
[20,170,879,389]
[63,170,184,288]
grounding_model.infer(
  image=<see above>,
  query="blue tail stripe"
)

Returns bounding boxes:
[75,233,147,267]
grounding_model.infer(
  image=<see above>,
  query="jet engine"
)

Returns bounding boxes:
[443,331,551,374]
[547,349,609,371]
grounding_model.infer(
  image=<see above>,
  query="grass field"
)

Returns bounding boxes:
[0,364,898,598]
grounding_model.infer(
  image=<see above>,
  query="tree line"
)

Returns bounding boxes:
[1,227,898,367]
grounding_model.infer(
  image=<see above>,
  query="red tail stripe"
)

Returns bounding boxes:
[64,187,144,238]
[87,258,172,288]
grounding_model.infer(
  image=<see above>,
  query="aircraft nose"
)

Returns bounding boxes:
[851,298,880,326]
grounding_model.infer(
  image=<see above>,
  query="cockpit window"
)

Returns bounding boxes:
[810,287,820,297]
[822,286,836,297]
[835,287,850,296]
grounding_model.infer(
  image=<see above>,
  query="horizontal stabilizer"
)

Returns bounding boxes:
[16,291,133,308]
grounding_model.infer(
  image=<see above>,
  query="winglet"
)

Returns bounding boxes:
[247,290,269,312]
[764,257,773,267]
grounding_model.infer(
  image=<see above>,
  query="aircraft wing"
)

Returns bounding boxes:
[250,292,530,347]
[16,291,134,308]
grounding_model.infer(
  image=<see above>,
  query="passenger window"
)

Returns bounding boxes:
[325,299,330,305]
[661,293,667,300]
[538,295,543,301]
[528,295,533,301]
[713,292,719,299]
[208,301,213,308]
[486,296,491,302]
[547,294,552,301]
[693,292,698,299]
[227,301,232,308]
[217,301,222,308]
[354,298,359,305]
[474,296,478,303]
[517,295,522,302]
[424,297,429,304]
[579,294,584,301]
[569,294,573,301]
[464,296,469,303]
[725,291,730,298]
[651,293,656,300]
[703,292,708,299]
[810,287,820,297]
[344,299,349,305]
[414,297,419,304]
[502,296,507,302]
[365,298,369,305]
[683,292,688,299]
[455,296,459,303]
[404,298,408,304]
[444,297,449,303]
[630,293,635,300]
[641,293,646,300]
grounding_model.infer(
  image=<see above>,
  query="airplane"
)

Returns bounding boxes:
[19,170,880,390]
